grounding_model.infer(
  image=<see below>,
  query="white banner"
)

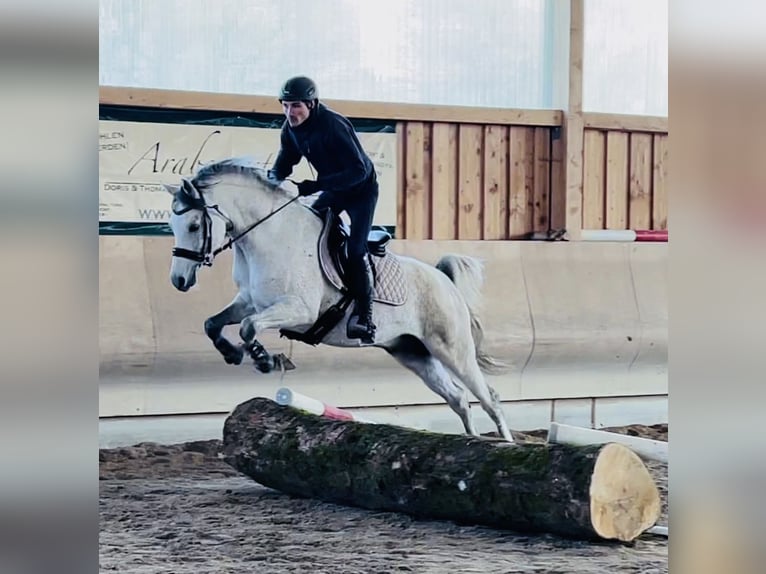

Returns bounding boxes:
[98,120,397,226]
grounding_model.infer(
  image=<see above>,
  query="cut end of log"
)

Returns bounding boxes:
[589,443,662,542]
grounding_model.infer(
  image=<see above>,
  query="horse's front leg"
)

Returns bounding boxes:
[204,294,254,365]
[239,295,315,373]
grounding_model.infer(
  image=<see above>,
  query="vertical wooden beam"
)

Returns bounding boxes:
[550,128,566,230]
[563,0,585,239]
[509,127,535,238]
[605,132,629,229]
[652,134,668,230]
[523,127,537,234]
[423,124,433,237]
[404,122,430,239]
[457,124,484,239]
[533,127,551,232]
[629,133,653,230]
[431,123,459,239]
[396,122,406,238]
[547,0,570,232]
[482,125,509,239]
[582,129,606,229]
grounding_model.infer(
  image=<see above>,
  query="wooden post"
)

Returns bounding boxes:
[563,0,585,240]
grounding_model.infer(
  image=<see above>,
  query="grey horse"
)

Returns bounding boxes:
[164,158,513,442]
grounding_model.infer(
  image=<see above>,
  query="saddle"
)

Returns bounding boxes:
[319,209,389,284]
[279,208,407,346]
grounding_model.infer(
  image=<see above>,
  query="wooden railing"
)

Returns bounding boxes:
[100,86,667,240]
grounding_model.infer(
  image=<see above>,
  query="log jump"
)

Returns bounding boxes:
[223,397,661,542]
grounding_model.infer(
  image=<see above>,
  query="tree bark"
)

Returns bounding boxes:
[222,397,661,542]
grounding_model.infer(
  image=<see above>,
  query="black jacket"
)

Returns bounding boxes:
[271,103,375,195]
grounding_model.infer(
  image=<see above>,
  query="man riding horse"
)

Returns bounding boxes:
[267,76,379,344]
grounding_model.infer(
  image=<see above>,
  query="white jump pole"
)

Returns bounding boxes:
[547,422,668,463]
[646,525,668,537]
[275,387,376,424]
[580,229,638,242]
[579,229,668,242]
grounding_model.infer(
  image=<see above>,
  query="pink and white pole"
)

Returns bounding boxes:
[275,387,375,424]
[579,229,668,242]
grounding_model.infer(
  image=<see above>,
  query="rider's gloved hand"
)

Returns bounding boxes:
[297,179,319,196]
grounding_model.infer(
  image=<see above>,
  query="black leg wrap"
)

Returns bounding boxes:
[246,340,274,373]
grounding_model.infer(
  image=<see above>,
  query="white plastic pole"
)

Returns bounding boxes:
[580,229,638,242]
[275,387,376,424]
[275,387,326,415]
[547,422,668,463]
[646,524,668,537]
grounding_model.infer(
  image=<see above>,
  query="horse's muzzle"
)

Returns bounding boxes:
[172,274,194,292]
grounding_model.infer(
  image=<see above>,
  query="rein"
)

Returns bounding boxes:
[172,178,302,267]
[213,194,301,257]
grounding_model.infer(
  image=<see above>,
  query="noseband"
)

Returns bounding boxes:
[171,180,300,267]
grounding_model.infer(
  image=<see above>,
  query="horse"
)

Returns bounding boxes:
[164,158,514,442]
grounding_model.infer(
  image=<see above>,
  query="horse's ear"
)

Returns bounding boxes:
[181,178,197,197]
[163,183,181,195]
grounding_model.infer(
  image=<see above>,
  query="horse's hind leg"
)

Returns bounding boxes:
[384,335,478,436]
[427,337,514,442]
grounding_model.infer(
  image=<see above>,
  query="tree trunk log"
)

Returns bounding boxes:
[222,398,661,542]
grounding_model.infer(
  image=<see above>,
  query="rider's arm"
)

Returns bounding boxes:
[270,124,302,180]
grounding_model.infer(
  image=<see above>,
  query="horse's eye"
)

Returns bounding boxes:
[189,223,200,233]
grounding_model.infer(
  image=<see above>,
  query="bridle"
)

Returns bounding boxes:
[171,179,300,267]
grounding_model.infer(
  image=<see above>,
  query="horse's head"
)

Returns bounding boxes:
[164,178,231,292]
[164,158,305,292]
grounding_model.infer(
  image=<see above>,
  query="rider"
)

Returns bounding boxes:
[267,75,379,344]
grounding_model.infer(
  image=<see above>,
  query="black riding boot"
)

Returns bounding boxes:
[346,256,376,344]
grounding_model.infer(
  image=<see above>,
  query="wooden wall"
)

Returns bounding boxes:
[582,118,668,231]
[396,122,555,240]
[395,117,667,239]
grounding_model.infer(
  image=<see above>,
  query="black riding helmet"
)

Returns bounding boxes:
[279,76,318,103]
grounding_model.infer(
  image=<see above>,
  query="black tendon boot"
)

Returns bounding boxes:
[346,256,376,344]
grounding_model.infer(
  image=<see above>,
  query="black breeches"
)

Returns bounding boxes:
[312,177,379,263]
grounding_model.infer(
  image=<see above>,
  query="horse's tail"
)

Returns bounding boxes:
[435,254,509,375]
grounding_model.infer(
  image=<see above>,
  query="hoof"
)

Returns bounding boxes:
[254,358,273,373]
[224,346,244,365]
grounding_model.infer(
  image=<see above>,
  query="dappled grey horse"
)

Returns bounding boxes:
[164,158,513,441]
